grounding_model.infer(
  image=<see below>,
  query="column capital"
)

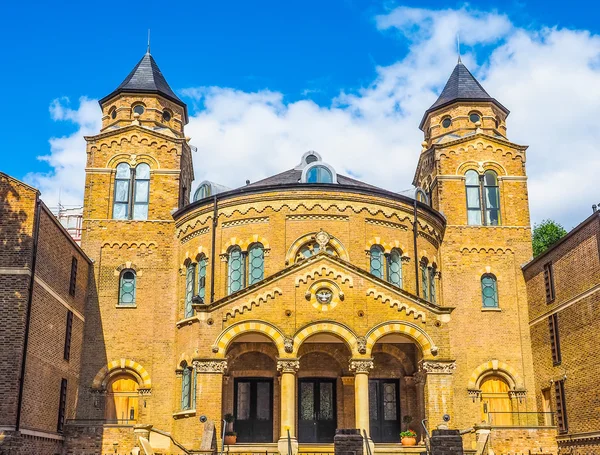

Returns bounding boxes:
[418,359,456,375]
[193,359,228,374]
[277,359,300,374]
[349,358,374,374]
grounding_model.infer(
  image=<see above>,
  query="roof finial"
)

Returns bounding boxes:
[147,29,151,54]
[456,33,462,63]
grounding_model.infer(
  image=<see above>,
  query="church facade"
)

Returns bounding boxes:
[1,51,561,454]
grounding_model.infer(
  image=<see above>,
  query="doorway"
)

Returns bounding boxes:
[369,379,401,443]
[234,378,273,443]
[298,378,337,443]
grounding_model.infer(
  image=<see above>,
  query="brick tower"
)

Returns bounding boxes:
[74,50,193,437]
[413,59,538,435]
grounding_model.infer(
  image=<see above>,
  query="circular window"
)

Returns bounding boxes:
[305,153,318,164]
[469,113,481,123]
[162,110,172,122]
[442,117,452,128]
[133,105,145,115]
[110,108,117,120]
[315,288,333,305]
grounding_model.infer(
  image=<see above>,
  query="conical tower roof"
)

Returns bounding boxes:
[420,60,508,129]
[99,52,188,121]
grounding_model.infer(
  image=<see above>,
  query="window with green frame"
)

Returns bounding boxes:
[387,249,403,288]
[119,270,136,305]
[184,263,195,318]
[228,246,244,294]
[481,274,499,308]
[180,363,196,410]
[248,243,264,285]
[429,265,437,304]
[420,258,429,300]
[370,245,384,279]
[197,255,207,302]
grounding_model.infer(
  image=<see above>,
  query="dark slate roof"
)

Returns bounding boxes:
[244,168,379,190]
[99,52,188,120]
[419,61,508,129]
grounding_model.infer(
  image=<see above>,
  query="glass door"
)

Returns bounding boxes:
[234,378,273,443]
[369,379,400,442]
[298,379,337,443]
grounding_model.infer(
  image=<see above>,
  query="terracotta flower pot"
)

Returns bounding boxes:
[401,436,417,446]
[224,435,237,445]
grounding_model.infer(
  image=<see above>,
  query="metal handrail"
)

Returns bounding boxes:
[362,429,372,455]
[288,429,293,455]
[421,419,430,454]
[220,419,227,455]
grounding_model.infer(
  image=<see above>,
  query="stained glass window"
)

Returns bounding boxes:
[113,163,131,220]
[369,381,378,420]
[421,259,429,301]
[383,383,397,421]
[388,249,403,288]
[197,255,207,301]
[370,245,384,279]
[481,274,499,308]
[465,170,482,225]
[185,263,195,318]
[181,365,191,410]
[300,382,314,420]
[484,171,500,226]
[119,270,136,305]
[429,265,437,304]
[319,382,334,420]
[296,241,337,262]
[248,243,264,285]
[228,247,244,294]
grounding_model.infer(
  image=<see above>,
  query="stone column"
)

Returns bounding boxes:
[193,359,228,450]
[419,360,456,432]
[277,359,299,455]
[349,359,374,453]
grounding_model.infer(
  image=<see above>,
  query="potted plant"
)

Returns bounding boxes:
[400,429,417,446]
[224,413,237,445]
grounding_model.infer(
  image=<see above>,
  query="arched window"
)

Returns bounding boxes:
[465,170,501,226]
[197,255,207,303]
[105,374,139,422]
[387,249,403,288]
[296,241,338,262]
[228,246,244,294]
[180,363,195,410]
[113,163,151,220]
[420,258,429,300]
[306,165,333,183]
[119,270,136,306]
[184,263,195,318]
[481,375,512,425]
[248,243,264,285]
[133,163,150,220]
[113,163,132,220]
[429,264,437,304]
[194,183,212,201]
[483,171,500,226]
[370,245,384,279]
[465,170,482,226]
[481,274,499,308]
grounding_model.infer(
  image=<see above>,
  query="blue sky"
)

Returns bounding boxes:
[2,1,600,228]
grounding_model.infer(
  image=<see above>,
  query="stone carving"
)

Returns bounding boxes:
[414,371,427,385]
[468,389,482,401]
[356,337,367,355]
[284,337,294,353]
[194,359,228,374]
[315,229,331,248]
[138,388,152,396]
[349,359,374,373]
[419,360,456,375]
[277,359,300,373]
[211,344,219,353]
[509,389,527,401]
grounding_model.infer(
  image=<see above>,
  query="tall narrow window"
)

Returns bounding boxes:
[370,246,384,279]
[57,378,67,433]
[465,170,482,225]
[548,313,562,365]
[185,263,195,318]
[181,364,192,410]
[119,270,136,306]
[64,310,73,361]
[248,243,265,285]
[429,264,437,304]
[420,258,429,300]
[543,262,556,303]
[483,171,500,225]
[133,163,150,220]
[554,379,568,433]
[481,274,499,308]
[113,163,132,220]
[228,247,244,294]
[197,255,207,303]
[69,257,78,296]
[387,249,403,288]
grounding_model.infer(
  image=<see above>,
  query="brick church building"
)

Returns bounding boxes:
[1,52,564,454]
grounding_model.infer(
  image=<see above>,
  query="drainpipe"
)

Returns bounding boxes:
[16,194,41,431]
[413,198,420,297]
[210,194,218,303]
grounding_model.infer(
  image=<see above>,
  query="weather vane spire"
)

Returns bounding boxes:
[147,29,151,54]
[457,33,461,63]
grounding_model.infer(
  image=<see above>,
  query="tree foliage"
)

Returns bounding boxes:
[532,219,568,257]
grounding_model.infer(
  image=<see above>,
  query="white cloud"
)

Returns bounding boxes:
[31,7,600,229]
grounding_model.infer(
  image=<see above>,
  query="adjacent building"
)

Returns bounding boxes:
[524,209,600,453]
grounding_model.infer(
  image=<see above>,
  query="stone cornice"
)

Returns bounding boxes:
[193,359,228,374]
[85,124,187,144]
[419,360,456,375]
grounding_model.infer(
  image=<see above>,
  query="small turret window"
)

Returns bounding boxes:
[442,117,452,128]
[306,165,333,183]
[469,112,481,123]
[109,107,117,120]
[162,110,172,122]
[133,104,145,115]
[194,183,212,201]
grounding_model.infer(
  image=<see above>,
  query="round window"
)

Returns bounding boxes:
[442,117,452,128]
[315,288,333,304]
[110,108,117,119]
[133,105,145,115]
[162,110,172,122]
[469,113,481,123]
